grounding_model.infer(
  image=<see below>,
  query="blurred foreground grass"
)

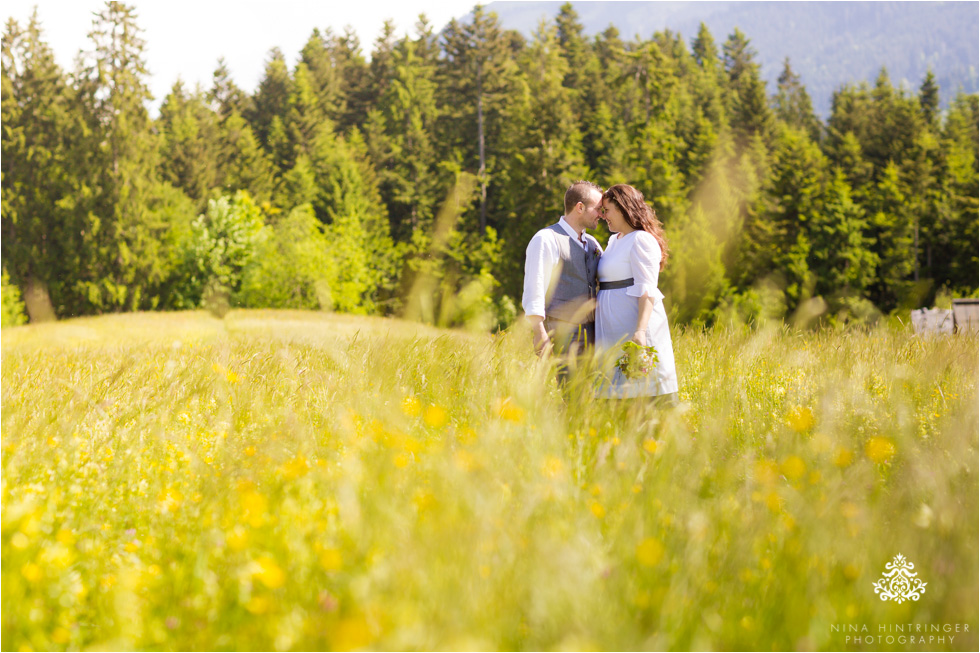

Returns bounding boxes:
[2,311,977,651]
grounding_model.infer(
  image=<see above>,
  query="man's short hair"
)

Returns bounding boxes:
[564,180,603,215]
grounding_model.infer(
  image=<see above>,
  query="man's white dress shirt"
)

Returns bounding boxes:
[522,217,602,319]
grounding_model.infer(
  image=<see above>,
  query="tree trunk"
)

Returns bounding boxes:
[23,277,56,323]
[913,220,919,282]
[477,61,487,231]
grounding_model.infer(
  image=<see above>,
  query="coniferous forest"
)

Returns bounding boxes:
[2,2,978,329]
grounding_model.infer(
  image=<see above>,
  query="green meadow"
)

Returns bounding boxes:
[2,311,977,651]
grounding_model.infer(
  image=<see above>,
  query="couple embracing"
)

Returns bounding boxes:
[522,181,678,403]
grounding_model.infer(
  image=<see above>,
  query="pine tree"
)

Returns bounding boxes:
[555,3,603,173]
[1,12,81,316]
[829,130,874,200]
[208,58,250,119]
[808,169,877,312]
[686,23,730,184]
[366,34,441,243]
[866,162,914,310]
[439,7,522,231]
[934,93,979,293]
[736,126,820,307]
[299,29,343,123]
[286,62,324,160]
[826,84,874,170]
[157,80,220,205]
[330,26,371,132]
[918,69,940,127]
[366,20,397,112]
[75,1,183,311]
[214,111,275,203]
[774,58,821,142]
[495,20,589,299]
[248,48,290,150]
[307,124,399,313]
[723,29,774,149]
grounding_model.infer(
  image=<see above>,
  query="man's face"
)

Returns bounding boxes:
[581,189,602,230]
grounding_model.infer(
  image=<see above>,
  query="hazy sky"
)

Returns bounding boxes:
[5,0,484,108]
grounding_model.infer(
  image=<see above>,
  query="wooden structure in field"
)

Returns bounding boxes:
[952,298,978,334]
[911,299,979,335]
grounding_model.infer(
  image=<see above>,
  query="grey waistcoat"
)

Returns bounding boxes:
[544,223,600,325]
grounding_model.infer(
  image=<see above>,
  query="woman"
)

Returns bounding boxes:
[595,184,678,402]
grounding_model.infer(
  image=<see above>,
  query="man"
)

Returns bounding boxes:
[522,180,603,365]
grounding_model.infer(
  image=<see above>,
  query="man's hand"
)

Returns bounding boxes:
[528,315,552,357]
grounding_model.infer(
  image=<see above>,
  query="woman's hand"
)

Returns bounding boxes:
[633,295,654,347]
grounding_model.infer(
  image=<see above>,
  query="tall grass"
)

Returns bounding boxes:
[2,311,977,650]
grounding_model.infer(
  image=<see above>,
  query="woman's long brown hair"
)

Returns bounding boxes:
[602,184,670,271]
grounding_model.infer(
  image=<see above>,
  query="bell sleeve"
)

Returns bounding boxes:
[626,231,665,302]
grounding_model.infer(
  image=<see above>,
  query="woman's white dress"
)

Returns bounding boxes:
[596,231,678,398]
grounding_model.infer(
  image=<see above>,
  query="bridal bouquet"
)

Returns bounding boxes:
[616,341,659,380]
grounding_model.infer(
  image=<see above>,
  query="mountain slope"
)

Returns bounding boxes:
[479,1,979,116]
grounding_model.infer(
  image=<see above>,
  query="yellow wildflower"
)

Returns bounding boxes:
[496,398,525,424]
[51,628,71,645]
[281,455,309,480]
[542,457,563,479]
[245,596,271,614]
[401,396,421,417]
[21,563,42,582]
[786,406,815,433]
[833,447,853,468]
[840,502,860,520]
[753,459,780,486]
[227,526,248,551]
[636,537,664,567]
[423,404,449,429]
[241,490,268,528]
[331,616,373,651]
[454,449,477,472]
[157,487,183,514]
[865,437,896,464]
[765,492,783,512]
[253,557,285,589]
[320,548,343,572]
[780,456,806,481]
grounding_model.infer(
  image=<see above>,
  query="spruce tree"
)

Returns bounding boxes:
[723,29,774,149]
[1,12,80,316]
[439,7,522,231]
[299,29,343,123]
[75,1,181,311]
[248,48,290,151]
[918,70,940,127]
[214,111,275,203]
[808,169,877,314]
[496,20,589,298]
[209,58,250,119]
[157,80,220,205]
[774,58,821,142]
[934,93,979,293]
[330,27,371,133]
[366,34,441,243]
